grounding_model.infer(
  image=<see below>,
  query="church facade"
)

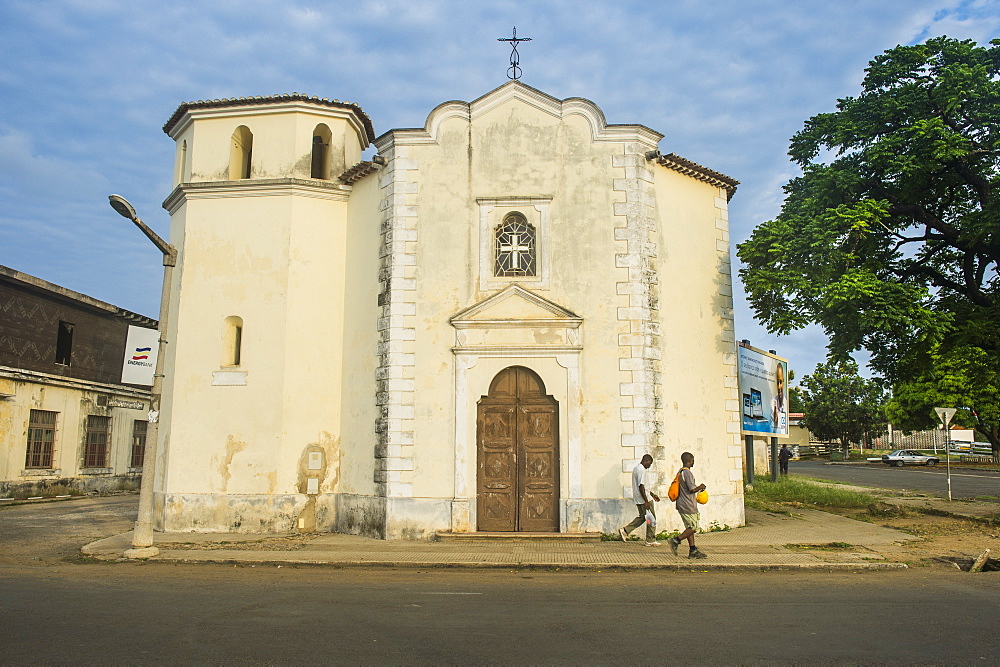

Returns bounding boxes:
[154,81,744,538]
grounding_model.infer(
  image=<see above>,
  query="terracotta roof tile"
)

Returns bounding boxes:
[338,160,380,184]
[657,152,739,200]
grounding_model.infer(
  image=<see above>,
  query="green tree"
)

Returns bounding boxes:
[799,359,887,455]
[737,37,999,454]
[887,345,1000,459]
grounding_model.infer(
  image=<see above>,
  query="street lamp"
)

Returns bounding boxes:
[109,194,177,559]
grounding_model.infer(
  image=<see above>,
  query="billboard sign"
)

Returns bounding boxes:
[121,325,158,386]
[738,342,789,437]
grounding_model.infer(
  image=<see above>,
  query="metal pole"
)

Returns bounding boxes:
[111,197,176,559]
[770,437,778,482]
[946,426,952,502]
[745,434,754,485]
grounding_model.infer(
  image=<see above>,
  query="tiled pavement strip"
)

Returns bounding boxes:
[83,508,919,570]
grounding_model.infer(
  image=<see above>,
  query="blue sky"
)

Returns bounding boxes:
[1,0,997,381]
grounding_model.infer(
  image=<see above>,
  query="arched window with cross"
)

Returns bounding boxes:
[494,212,536,277]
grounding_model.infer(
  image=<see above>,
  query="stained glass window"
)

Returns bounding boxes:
[494,213,536,277]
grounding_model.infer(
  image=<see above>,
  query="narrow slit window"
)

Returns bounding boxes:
[494,213,536,277]
[311,124,332,179]
[55,321,74,365]
[223,316,243,366]
[229,126,253,180]
[174,139,188,184]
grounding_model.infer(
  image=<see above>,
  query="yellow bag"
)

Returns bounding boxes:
[696,490,709,504]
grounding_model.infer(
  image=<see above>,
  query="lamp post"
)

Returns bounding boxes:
[109,194,176,559]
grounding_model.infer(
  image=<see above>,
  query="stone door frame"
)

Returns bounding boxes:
[452,350,581,533]
[476,366,560,532]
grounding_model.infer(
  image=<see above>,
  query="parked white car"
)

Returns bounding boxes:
[881,450,940,467]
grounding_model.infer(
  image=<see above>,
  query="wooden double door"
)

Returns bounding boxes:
[476,366,559,532]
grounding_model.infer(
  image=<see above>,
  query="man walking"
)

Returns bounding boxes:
[668,452,708,559]
[618,454,660,546]
[779,443,791,475]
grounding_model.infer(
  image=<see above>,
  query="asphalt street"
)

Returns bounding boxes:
[2,496,998,665]
[2,563,998,664]
[790,460,1000,500]
[0,495,138,566]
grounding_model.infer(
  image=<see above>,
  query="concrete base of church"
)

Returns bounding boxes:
[153,492,746,538]
[335,495,454,540]
[157,493,311,533]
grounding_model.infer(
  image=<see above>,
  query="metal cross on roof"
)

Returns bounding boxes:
[498,26,532,80]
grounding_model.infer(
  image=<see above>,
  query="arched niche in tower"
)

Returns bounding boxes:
[311,124,332,179]
[173,140,188,185]
[229,126,253,180]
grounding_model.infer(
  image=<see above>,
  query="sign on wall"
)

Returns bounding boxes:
[738,341,789,438]
[121,325,158,386]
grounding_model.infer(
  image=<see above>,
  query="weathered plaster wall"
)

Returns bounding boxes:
[653,170,745,530]
[339,169,382,501]
[0,372,147,495]
[157,103,365,532]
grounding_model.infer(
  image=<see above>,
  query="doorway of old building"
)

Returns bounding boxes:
[476,366,559,532]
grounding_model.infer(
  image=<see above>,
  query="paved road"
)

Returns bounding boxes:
[790,460,1000,500]
[0,495,137,565]
[1,564,997,664]
[2,496,998,665]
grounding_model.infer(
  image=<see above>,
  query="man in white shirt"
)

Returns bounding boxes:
[618,454,660,546]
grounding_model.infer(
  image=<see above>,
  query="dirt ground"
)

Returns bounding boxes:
[833,507,999,570]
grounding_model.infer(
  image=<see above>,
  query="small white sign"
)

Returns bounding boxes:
[934,407,958,427]
[121,326,158,386]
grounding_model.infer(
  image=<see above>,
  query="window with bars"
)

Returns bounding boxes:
[83,415,110,468]
[130,420,147,468]
[25,410,57,468]
[494,213,537,277]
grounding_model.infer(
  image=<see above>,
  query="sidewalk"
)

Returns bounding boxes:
[82,508,917,570]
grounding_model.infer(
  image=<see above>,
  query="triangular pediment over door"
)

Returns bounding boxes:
[450,285,582,351]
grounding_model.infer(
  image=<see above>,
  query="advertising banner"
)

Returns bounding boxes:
[121,325,158,386]
[738,342,789,437]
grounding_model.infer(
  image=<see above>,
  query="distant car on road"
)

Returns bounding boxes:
[881,450,940,467]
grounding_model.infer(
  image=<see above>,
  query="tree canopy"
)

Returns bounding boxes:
[886,344,1000,451]
[738,37,999,456]
[798,360,887,452]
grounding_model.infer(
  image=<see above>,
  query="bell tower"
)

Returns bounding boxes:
[155,95,376,532]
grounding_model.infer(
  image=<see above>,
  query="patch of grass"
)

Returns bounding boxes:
[745,476,877,510]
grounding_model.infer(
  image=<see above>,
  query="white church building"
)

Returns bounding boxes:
[152,81,745,538]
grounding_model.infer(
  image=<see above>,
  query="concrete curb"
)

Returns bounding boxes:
[137,558,909,571]
[82,553,909,571]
